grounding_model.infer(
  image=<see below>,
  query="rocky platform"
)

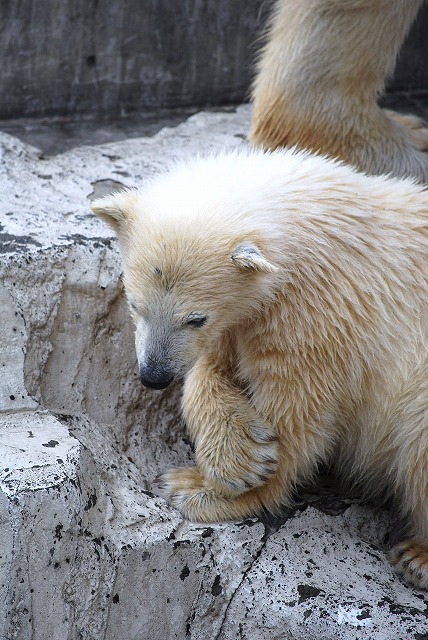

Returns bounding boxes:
[1,106,427,639]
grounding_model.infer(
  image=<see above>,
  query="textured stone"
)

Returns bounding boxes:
[218,506,428,640]
[1,106,428,639]
[0,0,268,119]
[0,284,37,412]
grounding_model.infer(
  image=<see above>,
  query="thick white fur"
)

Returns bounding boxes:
[92,148,428,588]
[251,0,428,182]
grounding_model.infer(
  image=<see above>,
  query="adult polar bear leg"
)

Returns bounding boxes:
[181,353,280,496]
[250,0,428,182]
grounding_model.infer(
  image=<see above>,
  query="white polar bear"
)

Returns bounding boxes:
[92,148,428,589]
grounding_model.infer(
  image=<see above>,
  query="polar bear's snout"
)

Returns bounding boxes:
[139,362,174,390]
[134,317,178,390]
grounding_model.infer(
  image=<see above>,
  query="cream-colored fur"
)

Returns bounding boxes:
[251,0,428,182]
[92,148,428,589]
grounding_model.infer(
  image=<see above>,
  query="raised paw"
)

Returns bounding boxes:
[196,416,279,496]
[153,466,260,522]
[390,539,428,590]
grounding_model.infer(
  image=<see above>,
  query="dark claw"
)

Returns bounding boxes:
[249,423,279,442]
[153,475,166,490]
[225,479,245,492]
[261,465,276,476]
[390,547,405,562]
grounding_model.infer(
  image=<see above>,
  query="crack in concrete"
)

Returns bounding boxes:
[213,532,269,640]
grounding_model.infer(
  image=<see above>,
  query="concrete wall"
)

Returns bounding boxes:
[0,0,268,119]
[0,0,427,120]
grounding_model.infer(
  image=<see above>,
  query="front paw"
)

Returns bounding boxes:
[390,539,428,589]
[197,416,279,495]
[153,466,258,522]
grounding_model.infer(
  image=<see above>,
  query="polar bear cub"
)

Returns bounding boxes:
[92,148,428,589]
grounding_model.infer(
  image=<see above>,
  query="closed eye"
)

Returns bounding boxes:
[127,299,149,320]
[186,314,207,328]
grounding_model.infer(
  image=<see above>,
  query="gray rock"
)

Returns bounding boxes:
[1,106,427,639]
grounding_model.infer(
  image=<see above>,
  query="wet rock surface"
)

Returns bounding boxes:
[1,106,428,639]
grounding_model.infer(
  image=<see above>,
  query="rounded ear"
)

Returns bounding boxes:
[91,190,139,235]
[230,243,278,273]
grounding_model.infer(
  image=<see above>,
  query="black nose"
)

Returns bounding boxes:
[140,376,174,390]
[139,366,174,390]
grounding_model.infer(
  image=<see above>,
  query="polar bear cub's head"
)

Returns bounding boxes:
[91,153,280,389]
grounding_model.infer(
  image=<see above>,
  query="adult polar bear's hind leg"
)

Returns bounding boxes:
[251,0,428,182]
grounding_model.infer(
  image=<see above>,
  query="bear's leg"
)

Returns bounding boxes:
[389,447,428,589]
[154,441,316,523]
[181,355,279,495]
[250,0,428,182]
[388,371,428,589]
[155,406,326,523]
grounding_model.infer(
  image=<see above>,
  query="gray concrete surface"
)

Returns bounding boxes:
[1,106,428,639]
[0,0,427,120]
